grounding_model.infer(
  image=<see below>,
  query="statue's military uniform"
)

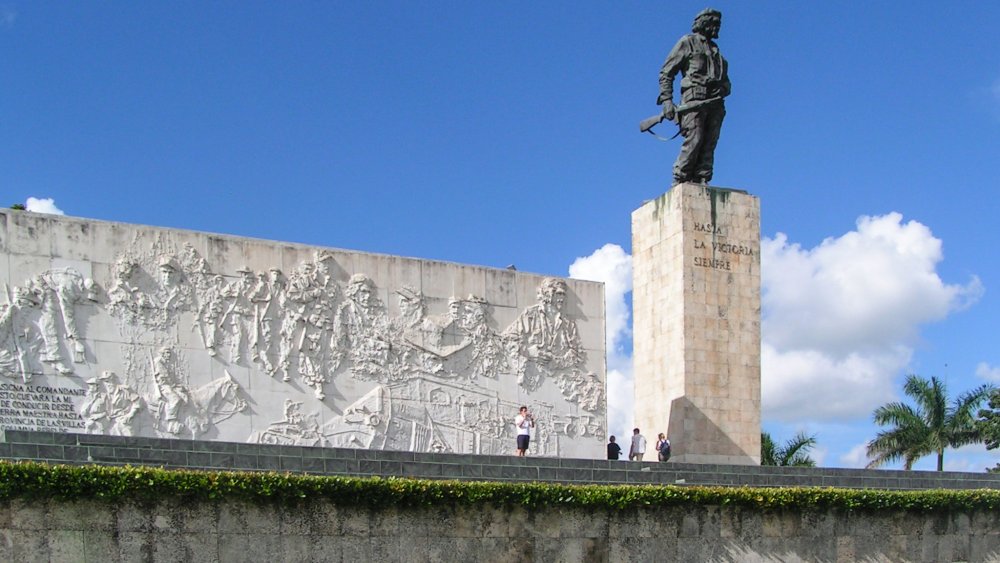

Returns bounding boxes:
[658,19,730,185]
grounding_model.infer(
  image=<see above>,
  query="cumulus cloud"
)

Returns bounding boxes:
[943,457,975,472]
[572,212,976,459]
[25,197,65,215]
[941,444,992,472]
[762,212,982,423]
[976,362,1000,383]
[569,244,632,365]
[810,445,828,467]
[762,344,907,422]
[569,243,633,435]
[840,443,869,468]
[605,367,634,439]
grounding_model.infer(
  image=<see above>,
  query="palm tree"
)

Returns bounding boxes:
[866,374,994,471]
[976,389,1000,451]
[761,431,817,466]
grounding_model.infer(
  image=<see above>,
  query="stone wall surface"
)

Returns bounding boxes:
[2,497,999,562]
[633,184,760,465]
[0,210,606,458]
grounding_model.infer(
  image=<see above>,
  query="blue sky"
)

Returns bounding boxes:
[4,2,1000,471]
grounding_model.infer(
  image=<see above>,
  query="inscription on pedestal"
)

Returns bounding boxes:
[691,222,757,272]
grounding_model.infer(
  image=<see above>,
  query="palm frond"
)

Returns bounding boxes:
[869,374,993,471]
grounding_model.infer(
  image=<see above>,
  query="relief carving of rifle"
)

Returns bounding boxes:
[639,96,723,139]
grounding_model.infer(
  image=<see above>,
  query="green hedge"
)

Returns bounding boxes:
[1,460,998,513]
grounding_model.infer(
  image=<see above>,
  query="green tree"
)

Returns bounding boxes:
[976,389,1000,451]
[761,431,817,466]
[10,203,25,210]
[867,374,994,471]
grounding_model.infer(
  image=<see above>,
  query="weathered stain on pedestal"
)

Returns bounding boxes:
[632,183,760,464]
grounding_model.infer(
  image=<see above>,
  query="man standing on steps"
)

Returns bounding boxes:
[657,8,730,186]
[629,428,647,461]
[514,406,535,457]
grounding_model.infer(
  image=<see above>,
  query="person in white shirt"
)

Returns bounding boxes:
[514,406,535,456]
[629,428,647,461]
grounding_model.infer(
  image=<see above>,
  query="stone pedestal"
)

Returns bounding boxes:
[632,183,760,464]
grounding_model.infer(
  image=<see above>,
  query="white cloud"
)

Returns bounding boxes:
[943,457,975,472]
[569,243,633,435]
[976,362,1000,383]
[810,445,828,467]
[762,344,906,421]
[569,244,632,366]
[572,213,977,462]
[762,213,981,422]
[940,443,993,473]
[840,443,869,468]
[605,367,634,439]
[25,197,65,215]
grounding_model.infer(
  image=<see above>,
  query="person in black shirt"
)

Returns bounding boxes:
[607,435,622,460]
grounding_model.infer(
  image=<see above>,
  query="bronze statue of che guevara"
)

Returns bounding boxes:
[641,8,730,186]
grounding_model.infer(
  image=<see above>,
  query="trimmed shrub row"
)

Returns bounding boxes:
[1,460,998,513]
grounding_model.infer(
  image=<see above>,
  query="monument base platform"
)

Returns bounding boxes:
[4,430,998,491]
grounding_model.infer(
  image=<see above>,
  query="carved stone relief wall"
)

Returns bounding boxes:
[0,211,607,458]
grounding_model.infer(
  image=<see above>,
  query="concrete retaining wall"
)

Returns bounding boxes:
[2,497,999,562]
[4,431,1000,561]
